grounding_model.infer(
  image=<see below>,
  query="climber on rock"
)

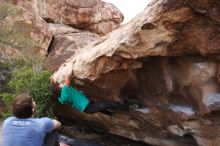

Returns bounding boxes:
[57,75,127,114]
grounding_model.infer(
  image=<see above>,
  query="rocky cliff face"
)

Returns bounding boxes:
[5,0,123,35]
[0,0,123,59]
[47,23,100,72]
[52,0,220,146]
[0,3,52,58]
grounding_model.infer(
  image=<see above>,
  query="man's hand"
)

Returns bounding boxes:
[53,119,61,130]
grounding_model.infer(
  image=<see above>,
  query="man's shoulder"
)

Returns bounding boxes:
[35,117,54,125]
[4,116,14,121]
[3,116,15,124]
[3,117,18,129]
[37,117,53,121]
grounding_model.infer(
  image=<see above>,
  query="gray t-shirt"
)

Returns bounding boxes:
[2,116,54,146]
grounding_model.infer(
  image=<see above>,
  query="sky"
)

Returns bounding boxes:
[104,0,151,23]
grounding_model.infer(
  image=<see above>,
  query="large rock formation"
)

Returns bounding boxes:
[47,23,99,72]
[52,0,220,146]
[0,3,52,58]
[6,0,123,35]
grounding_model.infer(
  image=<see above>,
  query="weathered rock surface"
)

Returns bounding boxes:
[168,111,220,146]
[53,0,220,82]
[48,23,81,35]
[47,23,99,72]
[0,3,52,58]
[52,0,220,146]
[86,2,124,35]
[54,55,220,146]
[7,0,123,35]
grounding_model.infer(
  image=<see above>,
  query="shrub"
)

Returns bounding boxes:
[1,65,54,118]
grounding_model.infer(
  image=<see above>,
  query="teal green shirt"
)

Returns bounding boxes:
[59,85,90,112]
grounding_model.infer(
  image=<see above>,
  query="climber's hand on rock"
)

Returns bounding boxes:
[59,83,64,89]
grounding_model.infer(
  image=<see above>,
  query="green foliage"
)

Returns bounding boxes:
[1,93,12,118]
[1,65,54,118]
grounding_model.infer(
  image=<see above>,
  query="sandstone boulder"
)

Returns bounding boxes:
[0,3,52,59]
[86,2,124,35]
[7,0,123,35]
[54,55,220,146]
[52,0,220,146]
[47,24,99,72]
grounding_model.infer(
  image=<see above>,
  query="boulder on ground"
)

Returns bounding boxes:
[52,1,220,146]
[6,0,124,35]
[0,3,52,59]
[47,24,99,72]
